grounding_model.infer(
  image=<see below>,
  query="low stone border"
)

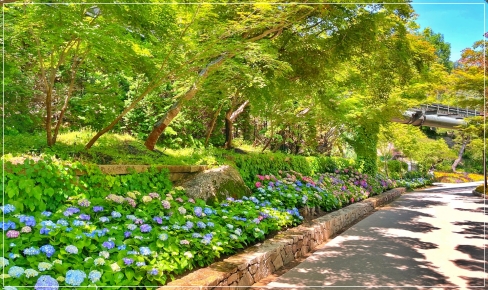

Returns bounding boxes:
[472,189,487,199]
[160,188,406,290]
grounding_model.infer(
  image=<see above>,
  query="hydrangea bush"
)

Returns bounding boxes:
[1,168,398,289]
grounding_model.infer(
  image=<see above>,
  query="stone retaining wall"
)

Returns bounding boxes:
[161,188,405,290]
[77,165,208,182]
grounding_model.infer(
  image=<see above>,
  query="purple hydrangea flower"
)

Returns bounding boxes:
[140,224,152,233]
[124,231,131,238]
[79,214,90,221]
[153,216,163,224]
[123,258,134,265]
[185,221,194,229]
[102,241,115,249]
[194,207,203,217]
[197,221,206,229]
[93,206,104,212]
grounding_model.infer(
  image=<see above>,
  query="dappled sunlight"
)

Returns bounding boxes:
[267,187,486,289]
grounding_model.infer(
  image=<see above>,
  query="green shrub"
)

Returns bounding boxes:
[2,156,172,213]
[230,153,355,186]
[387,160,408,175]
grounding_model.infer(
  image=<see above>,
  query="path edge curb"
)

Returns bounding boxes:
[160,188,406,290]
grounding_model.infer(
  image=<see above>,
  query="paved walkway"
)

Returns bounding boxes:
[263,183,486,289]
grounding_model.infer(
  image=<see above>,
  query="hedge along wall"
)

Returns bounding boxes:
[3,157,172,213]
[228,153,356,187]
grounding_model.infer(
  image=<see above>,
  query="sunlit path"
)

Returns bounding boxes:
[264,183,486,289]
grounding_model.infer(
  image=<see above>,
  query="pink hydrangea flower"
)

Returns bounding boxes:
[255,182,262,188]
[257,175,265,181]
[6,230,19,238]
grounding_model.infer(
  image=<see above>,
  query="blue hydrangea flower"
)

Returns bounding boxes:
[140,247,151,256]
[0,257,9,267]
[185,221,194,229]
[56,219,69,227]
[181,226,189,231]
[194,207,203,217]
[136,261,146,267]
[20,215,36,226]
[111,211,121,218]
[117,244,126,251]
[126,250,138,255]
[149,268,158,275]
[65,245,78,254]
[41,211,52,217]
[65,269,86,286]
[197,221,206,229]
[24,247,40,256]
[207,222,215,227]
[99,217,110,223]
[34,275,59,290]
[102,241,115,249]
[140,224,152,233]
[126,215,136,220]
[1,204,15,214]
[88,270,102,283]
[123,258,134,265]
[203,207,213,215]
[40,220,56,228]
[5,286,18,290]
[40,227,51,235]
[201,233,213,245]
[172,224,180,230]
[40,245,55,258]
[192,233,202,238]
[72,220,85,227]
[124,231,131,238]
[1,220,16,231]
[25,268,39,278]
[127,224,137,231]
[8,265,24,277]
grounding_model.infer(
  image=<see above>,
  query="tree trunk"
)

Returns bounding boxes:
[224,100,249,150]
[204,103,223,147]
[224,108,233,149]
[144,54,227,150]
[452,137,469,172]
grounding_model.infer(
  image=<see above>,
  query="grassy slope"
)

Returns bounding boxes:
[3,130,261,166]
